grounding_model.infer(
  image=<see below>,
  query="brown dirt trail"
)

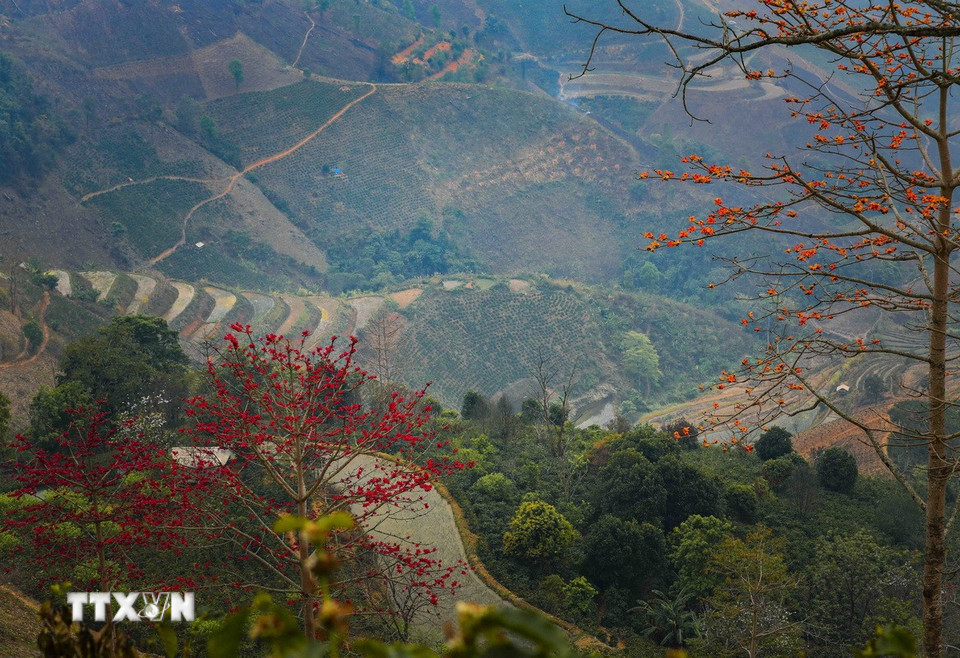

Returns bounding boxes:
[147,83,377,267]
[292,12,316,69]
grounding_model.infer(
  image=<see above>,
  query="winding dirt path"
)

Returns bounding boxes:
[80,175,215,203]
[292,12,316,69]
[78,84,376,269]
[146,83,377,267]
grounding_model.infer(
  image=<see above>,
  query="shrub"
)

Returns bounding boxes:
[725,484,758,523]
[816,447,858,493]
[755,426,793,461]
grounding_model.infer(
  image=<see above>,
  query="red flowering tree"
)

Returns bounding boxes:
[567,1,960,654]
[1,407,204,593]
[184,325,469,639]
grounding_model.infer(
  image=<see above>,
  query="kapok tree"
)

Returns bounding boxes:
[2,407,204,593]
[184,325,469,639]
[566,1,960,655]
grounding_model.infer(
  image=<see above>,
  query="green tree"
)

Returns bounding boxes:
[862,373,885,401]
[470,472,518,536]
[22,320,42,352]
[429,3,441,27]
[755,426,793,462]
[0,52,69,183]
[698,526,802,657]
[28,381,94,452]
[199,115,217,141]
[566,2,960,651]
[659,455,723,530]
[817,447,859,494]
[57,315,187,419]
[590,449,666,526]
[0,391,9,439]
[805,529,919,657]
[632,588,701,649]
[460,390,490,420]
[401,0,415,20]
[175,96,199,135]
[583,514,665,598]
[561,576,597,620]
[503,500,579,569]
[0,391,11,461]
[668,514,734,600]
[725,483,758,524]
[637,261,662,290]
[228,59,244,89]
[621,331,661,395]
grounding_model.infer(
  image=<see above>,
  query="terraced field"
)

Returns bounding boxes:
[53,269,757,417]
[57,270,352,361]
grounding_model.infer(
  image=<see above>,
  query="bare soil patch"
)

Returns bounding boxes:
[51,270,72,297]
[92,33,301,102]
[163,282,196,322]
[348,296,386,332]
[204,286,237,323]
[389,288,423,308]
[0,585,41,658]
[349,454,503,632]
[392,36,425,65]
[0,351,57,424]
[81,271,118,300]
[792,405,894,476]
[242,291,275,323]
[125,274,157,314]
[275,294,306,337]
[0,310,24,362]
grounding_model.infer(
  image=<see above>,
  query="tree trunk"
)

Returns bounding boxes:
[297,461,316,640]
[923,108,954,658]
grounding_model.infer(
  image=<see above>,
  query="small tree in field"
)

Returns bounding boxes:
[185,325,468,639]
[228,59,243,89]
[2,407,202,592]
[567,2,960,653]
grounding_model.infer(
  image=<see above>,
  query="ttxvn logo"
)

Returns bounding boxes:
[67,592,195,622]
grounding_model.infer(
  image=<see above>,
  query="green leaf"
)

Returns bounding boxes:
[852,625,918,657]
[207,607,250,658]
[273,514,308,533]
[156,622,178,658]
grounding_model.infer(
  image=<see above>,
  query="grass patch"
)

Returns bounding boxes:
[103,273,139,311]
[168,287,214,334]
[158,243,287,292]
[45,294,113,343]
[221,290,255,328]
[139,278,179,318]
[401,281,614,407]
[63,124,206,196]
[257,296,291,335]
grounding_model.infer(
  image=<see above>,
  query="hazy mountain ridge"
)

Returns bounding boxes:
[0,0,843,418]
